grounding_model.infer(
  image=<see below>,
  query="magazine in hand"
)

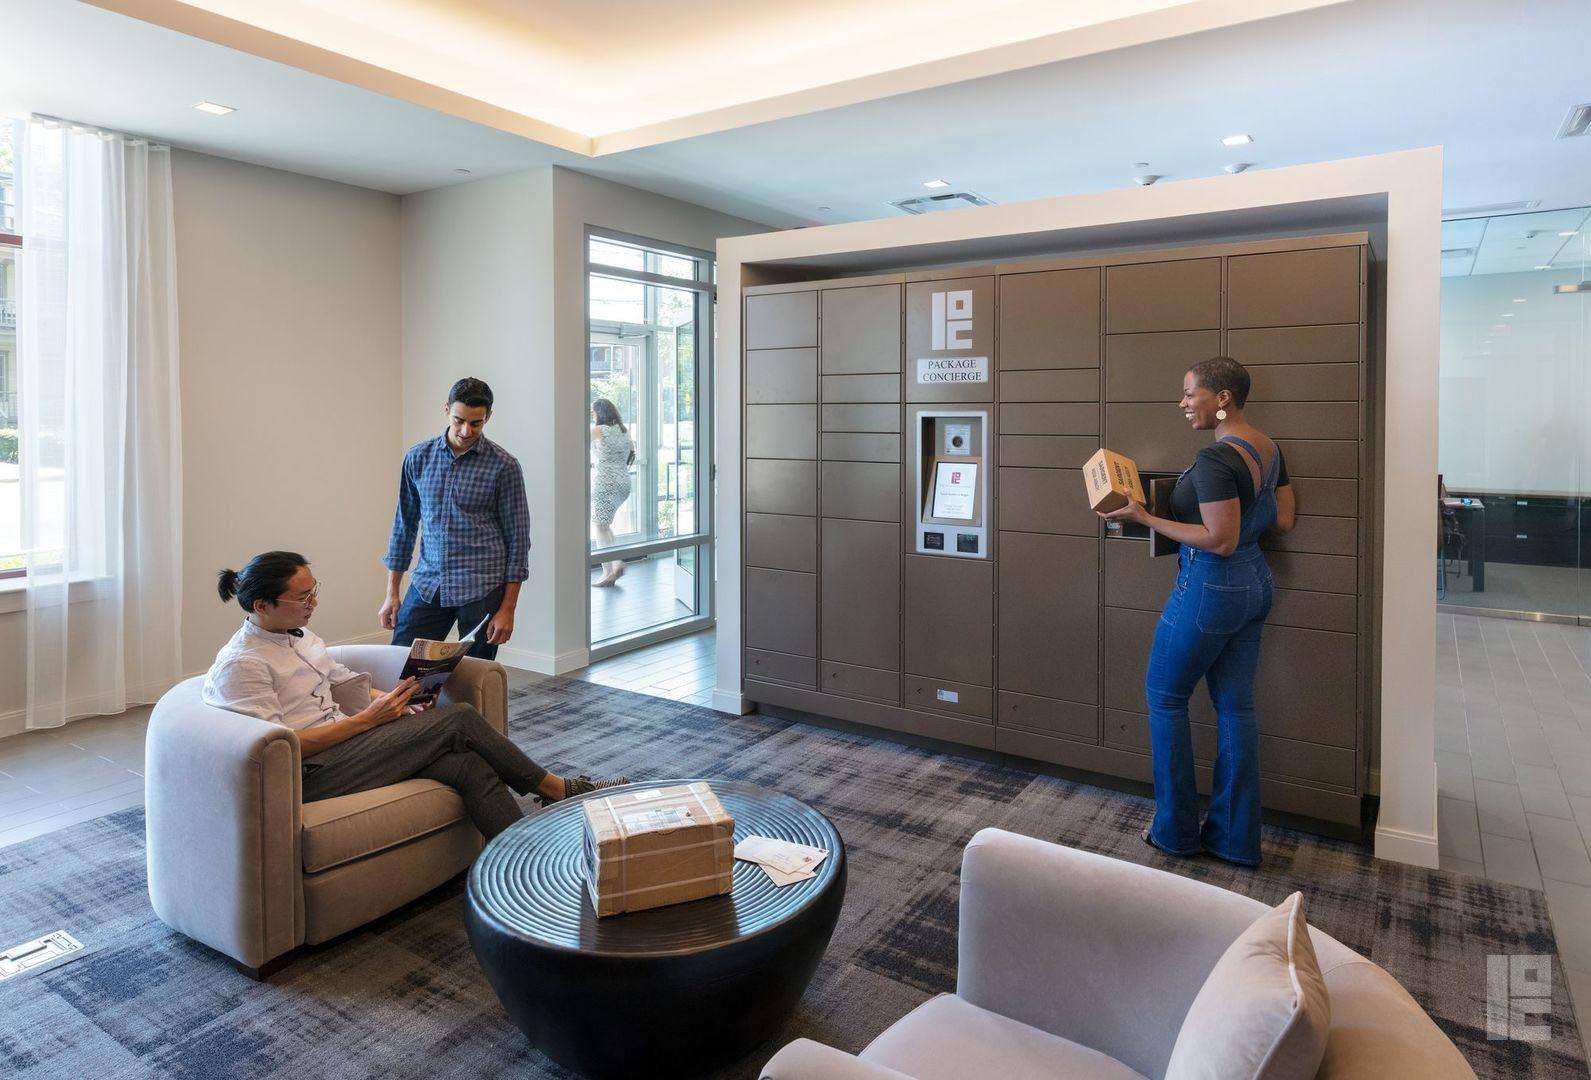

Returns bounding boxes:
[399,613,491,705]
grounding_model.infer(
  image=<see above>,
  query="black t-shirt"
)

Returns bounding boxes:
[1168,442,1290,525]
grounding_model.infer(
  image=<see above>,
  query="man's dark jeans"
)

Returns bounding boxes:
[392,583,505,660]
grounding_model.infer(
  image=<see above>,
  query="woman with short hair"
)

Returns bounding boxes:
[1098,357,1296,866]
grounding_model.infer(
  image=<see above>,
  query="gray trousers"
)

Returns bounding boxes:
[301,704,548,841]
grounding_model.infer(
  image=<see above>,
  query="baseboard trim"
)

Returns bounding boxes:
[1374,824,1440,868]
[496,645,589,676]
[1375,763,1439,868]
[712,688,751,716]
[0,675,181,740]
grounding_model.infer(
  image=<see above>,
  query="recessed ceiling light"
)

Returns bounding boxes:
[1133,162,1150,169]
[453,168,472,175]
[922,179,950,189]
[1221,134,1253,147]
[193,101,235,116]
[1512,298,1527,303]
[1536,264,1553,270]
[1560,231,1578,237]
[1223,163,1251,174]
[817,206,831,212]
[1501,313,1515,318]
[1132,174,1163,187]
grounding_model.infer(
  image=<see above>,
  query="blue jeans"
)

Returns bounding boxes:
[1145,546,1273,865]
[391,583,505,661]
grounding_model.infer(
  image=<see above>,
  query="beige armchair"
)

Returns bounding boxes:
[763,829,1476,1080]
[145,645,508,979]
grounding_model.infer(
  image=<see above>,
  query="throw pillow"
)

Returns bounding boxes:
[1164,891,1331,1080]
[329,671,372,717]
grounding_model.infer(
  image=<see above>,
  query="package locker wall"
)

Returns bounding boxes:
[742,233,1375,830]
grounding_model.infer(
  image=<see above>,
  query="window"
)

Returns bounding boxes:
[1,122,19,579]
[585,231,714,654]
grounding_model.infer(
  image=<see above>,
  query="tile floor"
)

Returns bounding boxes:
[1435,611,1591,1025]
[589,554,699,644]
[574,628,717,707]
[0,706,151,849]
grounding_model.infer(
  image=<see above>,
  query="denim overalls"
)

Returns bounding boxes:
[1144,435,1280,865]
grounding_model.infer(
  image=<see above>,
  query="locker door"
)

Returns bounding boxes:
[998,532,1099,704]
[903,556,994,686]
[822,518,901,673]
[822,284,902,374]
[999,268,1101,370]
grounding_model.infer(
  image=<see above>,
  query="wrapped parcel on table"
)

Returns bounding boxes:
[582,782,736,916]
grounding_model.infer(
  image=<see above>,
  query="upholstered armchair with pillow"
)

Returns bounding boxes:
[762,829,1476,1080]
[145,644,508,979]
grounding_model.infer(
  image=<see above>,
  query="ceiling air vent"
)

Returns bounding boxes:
[1557,104,1591,139]
[890,191,993,214]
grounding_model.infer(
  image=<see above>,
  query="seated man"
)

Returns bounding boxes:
[203,550,625,841]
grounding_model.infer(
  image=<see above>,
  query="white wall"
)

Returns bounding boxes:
[0,150,403,734]
[715,150,1444,868]
[400,165,765,673]
[399,169,556,662]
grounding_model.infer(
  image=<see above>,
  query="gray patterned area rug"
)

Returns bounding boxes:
[1,678,1585,1079]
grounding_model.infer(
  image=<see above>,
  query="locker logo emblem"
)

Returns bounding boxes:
[930,290,974,350]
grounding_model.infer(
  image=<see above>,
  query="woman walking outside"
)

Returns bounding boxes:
[590,398,635,587]
[1098,357,1296,866]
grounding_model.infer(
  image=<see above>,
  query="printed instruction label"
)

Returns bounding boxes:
[936,688,960,703]
[932,462,978,521]
[917,356,989,384]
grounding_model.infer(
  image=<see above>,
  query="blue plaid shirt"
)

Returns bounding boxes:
[384,433,530,607]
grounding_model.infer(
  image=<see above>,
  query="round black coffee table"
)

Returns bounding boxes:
[465,780,846,1079]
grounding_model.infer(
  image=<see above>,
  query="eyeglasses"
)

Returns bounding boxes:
[276,582,320,608]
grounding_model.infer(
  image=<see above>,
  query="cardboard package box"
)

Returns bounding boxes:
[1083,448,1146,513]
[583,782,736,917]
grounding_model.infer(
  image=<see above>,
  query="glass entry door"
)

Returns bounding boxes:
[586,232,714,656]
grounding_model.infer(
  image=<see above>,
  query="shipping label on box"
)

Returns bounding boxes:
[583,782,736,917]
[1083,448,1146,513]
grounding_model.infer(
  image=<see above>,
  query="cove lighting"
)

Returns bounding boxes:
[193,101,235,115]
[1221,133,1252,147]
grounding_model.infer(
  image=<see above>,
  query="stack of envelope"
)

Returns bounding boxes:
[734,834,829,886]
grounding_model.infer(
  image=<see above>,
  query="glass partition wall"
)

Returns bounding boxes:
[1438,207,1591,620]
[586,231,715,656]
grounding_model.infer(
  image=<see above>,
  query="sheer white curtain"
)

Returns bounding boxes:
[16,117,182,729]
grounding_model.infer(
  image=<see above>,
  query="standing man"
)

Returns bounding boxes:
[382,377,529,659]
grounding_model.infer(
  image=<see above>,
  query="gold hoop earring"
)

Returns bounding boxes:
[1216,408,1228,421]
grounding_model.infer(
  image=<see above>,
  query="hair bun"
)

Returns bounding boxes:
[216,568,241,602]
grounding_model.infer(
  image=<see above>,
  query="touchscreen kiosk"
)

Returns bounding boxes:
[914,410,989,558]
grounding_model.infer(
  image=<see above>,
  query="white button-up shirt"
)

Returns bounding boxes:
[202,620,360,730]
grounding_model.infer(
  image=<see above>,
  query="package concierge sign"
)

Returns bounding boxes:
[918,289,989,385]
